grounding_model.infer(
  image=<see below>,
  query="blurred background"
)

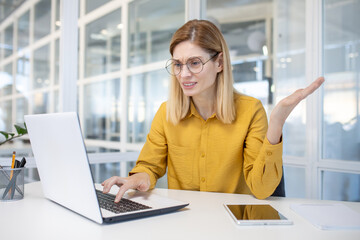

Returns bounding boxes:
[0,0,359,201]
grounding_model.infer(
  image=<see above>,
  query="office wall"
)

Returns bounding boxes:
[0,0,359,201]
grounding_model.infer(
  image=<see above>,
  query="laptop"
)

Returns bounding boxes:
[24,112,189,224]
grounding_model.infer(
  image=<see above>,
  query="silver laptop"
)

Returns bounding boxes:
[24,112,188,224]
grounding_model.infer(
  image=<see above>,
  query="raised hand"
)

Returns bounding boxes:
[266,77,325,144]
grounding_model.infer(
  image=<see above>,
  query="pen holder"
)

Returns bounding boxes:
[0,166,25,201]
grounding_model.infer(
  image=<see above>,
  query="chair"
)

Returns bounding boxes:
[271,168,285,197]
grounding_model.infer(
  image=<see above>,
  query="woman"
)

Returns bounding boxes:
[102,20,324,203]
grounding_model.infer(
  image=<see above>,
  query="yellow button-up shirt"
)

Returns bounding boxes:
[130,94,283,199]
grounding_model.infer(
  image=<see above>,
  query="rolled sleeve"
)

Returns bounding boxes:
[129,103,168,189]
[243,101,284,199]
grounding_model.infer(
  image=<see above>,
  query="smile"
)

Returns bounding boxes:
[183,82,197,88]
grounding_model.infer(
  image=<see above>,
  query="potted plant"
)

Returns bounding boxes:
[0,124,28,146]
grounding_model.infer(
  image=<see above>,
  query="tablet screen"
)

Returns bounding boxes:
[224,204,292,225]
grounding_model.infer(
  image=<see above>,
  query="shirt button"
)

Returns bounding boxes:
[201,153,205,158]
[201,177,206,182]
[267,151,272,156]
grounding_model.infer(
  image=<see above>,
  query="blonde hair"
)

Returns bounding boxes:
[167,19,236,125]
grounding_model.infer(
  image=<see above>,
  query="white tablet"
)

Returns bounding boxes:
[224,204,293,226]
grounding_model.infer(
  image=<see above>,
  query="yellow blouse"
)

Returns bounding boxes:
[130,94,283,199]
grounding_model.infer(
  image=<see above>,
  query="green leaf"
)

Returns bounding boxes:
[14,125,27,135]
[0,131,9,140]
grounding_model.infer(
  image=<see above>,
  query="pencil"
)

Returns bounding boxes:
[9,151,16,196]
[10,151,16,175]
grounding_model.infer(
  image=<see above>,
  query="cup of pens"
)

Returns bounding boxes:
[0,152,26,201]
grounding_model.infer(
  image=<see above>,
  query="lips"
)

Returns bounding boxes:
[182,82,197,89]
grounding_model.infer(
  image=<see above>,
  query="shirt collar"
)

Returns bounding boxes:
[186,100,217,120]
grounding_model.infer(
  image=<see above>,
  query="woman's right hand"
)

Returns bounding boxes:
[101,172,151,203]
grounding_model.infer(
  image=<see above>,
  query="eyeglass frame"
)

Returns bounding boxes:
[165,52,220,76]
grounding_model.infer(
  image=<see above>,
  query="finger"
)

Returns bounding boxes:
[301,77,325,98]
[102,176,126,193]
[114,184,132,203]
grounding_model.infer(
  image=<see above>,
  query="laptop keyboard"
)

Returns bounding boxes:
[96,190,151,214]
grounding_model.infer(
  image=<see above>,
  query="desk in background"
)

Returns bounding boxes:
[1,182,360,240]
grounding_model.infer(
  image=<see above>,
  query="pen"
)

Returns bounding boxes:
[0,165,23,198]
[0,158,26,199]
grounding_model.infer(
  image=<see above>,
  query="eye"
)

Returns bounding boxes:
[189,59,201,67]
[173,62,182,68]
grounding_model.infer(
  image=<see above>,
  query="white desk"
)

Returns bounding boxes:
[1,182,360,240]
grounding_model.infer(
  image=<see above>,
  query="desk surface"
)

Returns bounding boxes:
[1,182,360,240]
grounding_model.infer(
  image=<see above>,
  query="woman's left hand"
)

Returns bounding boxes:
[266,77,325,144]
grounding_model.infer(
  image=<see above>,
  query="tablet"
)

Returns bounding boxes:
[224,204,293,225]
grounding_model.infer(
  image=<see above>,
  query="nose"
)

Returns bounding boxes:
[179,64,192,78]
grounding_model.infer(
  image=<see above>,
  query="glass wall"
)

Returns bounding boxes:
[128,0,184,67]
[127,70,169,143]
[16,53,30,94]
[322,171,360,201]
[33,44,50,89]
[83,79,121,141]
[206,0,272,109]
[274,0,306,157]
[84,9,121,78]
[86,0,111,14]
[34,0,51,41]
[0,0,57,167]
[0,100,12,132]
[206,0,308,198]
[17,11,30,51]
[321,0,360,201]
[323,0,360,161]
[0,0,359,197]
[2,63,13,96]
[284,166,306,198]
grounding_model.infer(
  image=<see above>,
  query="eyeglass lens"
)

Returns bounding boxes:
[166,57,203,76]
[165,52,218,76]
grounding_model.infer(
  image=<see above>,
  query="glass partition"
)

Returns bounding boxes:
[127,69,169,143]
[34,0,51,41]
[0,100,12,131]
[206,0,273,110]
[84,9,121,78]
[1,63,13,96]
[322,0,360,161]
[284,166,306,198]
[55,0,61,30]
[128,0,184,67]
[86,0,111,14]
[4,24,13,58]
[54,90,59,113]
[17,11,30,51]
[16,53,30,94]
[0,32,2,60]
[322,171,360,201]
[16,97,28,124]
[273,0,306,157]
[83,79,121,141]
[33,45,50,89]
[32,92,49,114]
[0,0,357,197]
[55,38,60,85]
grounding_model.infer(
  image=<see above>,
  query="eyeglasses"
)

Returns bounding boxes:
[165,52,219,76]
